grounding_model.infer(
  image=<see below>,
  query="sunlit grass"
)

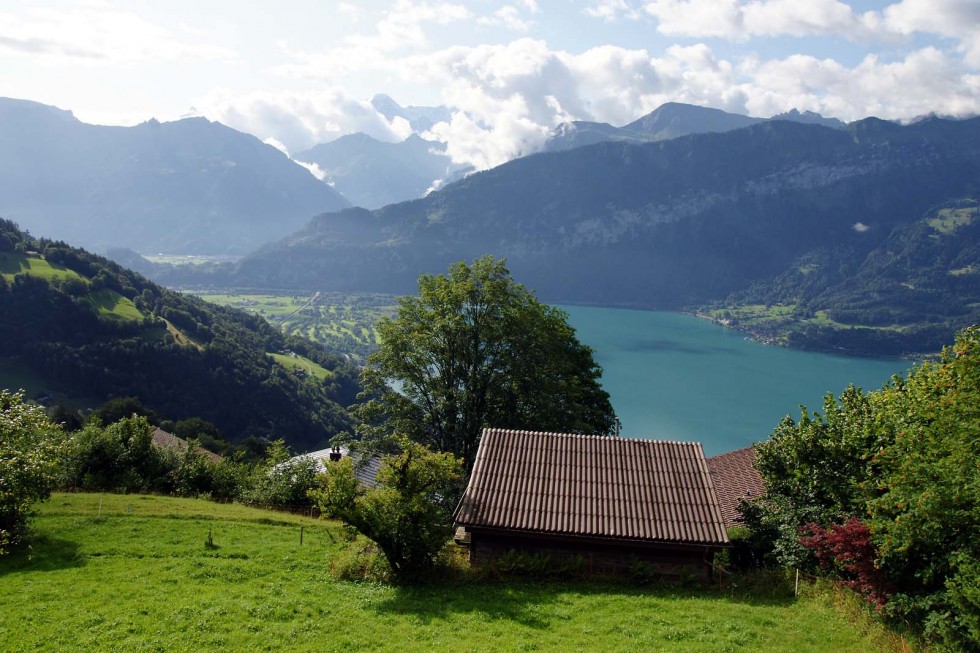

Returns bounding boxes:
[0,252,86,282]
[0,493,899,652]
[269,352,334,381]
[86,288,144,322]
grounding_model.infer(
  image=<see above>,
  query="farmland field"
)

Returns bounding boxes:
[196,291,398,361]
[0,494,904,652]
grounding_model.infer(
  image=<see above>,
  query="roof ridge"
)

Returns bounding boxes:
[481,427,703,448]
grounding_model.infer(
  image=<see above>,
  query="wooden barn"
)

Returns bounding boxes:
[453,428,730,580]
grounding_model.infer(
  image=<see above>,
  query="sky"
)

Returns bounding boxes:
[1,0,979,170]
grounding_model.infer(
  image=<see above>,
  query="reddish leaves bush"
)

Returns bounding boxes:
[800,517,893,607]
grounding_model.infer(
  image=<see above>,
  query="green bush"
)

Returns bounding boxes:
[314,438,462,581]
[0,390,65,554]
[239,440,321,510]
[62,416,169,493]
[329,538,391,583]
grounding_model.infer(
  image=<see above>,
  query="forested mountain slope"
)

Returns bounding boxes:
[0,98,349,255]
[223,117,980,355]
[0,220,357,450]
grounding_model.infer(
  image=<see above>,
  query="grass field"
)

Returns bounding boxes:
[928,205,976,235]
[270,352,334,381]
[0,494,902,652]
[86,288,144,322]
[0,252,87,283]
[196,291,398,361]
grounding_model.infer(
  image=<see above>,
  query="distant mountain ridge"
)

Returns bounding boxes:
[294,133,470,210]
[371,94,451,134]
[545,102,844,152]
[211,116,980,355]
[0,97,349,255]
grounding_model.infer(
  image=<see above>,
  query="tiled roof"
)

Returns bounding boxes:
[150,428,223,463]
[286,447,381,488]
[706,446,765,528]
[454,428,729,546]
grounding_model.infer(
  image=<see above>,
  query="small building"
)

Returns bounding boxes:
[453,428,729,580]
[706,446,765,528]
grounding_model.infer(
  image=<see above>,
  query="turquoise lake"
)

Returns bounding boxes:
[560,306,913,456]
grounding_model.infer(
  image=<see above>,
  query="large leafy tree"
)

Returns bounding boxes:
[355,255,614,471]
[750,384,883,566]
[746,326,980,650]
[0,390,66,554]
[868,327,980,649]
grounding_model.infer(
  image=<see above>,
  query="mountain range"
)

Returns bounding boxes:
[290,101,846,209]
[294,133,470,210]
[208,116,980,355]
[0,98,349,255]
[544,103,845,152]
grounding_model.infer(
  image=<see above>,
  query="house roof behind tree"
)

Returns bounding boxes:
[150,428,223,464]
[454,428,729,546]
[706,446,765,528]
[284,447,381,488]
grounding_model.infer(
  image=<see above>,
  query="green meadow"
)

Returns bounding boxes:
[269,352,334,381]
[0,494,903,652]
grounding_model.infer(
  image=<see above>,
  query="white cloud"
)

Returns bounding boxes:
[0,6,236,66]
[294,159,329,181]
[479,5,536,32]
[277,0,471,80]
[583,0,643,21]
[637,0,980,54]
[262,137,290,155]
[418,39,589,167]
[744,47,980,120]
[639,0,881,40]
[852,222,870,232]
[884,0,980,66]
[883,0,980,38]
[196,88,414,154]
[642,0,742,38]
[194,2,980,174]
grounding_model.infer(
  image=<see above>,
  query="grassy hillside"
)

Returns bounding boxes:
[0,493,901,652]
[0,220,359,449]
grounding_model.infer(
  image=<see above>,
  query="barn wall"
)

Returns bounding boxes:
[469,531,718,581]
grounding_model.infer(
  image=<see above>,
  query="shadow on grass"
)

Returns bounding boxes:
[0,533,86,575]
[713,569,798,607]
[373,574,795,629]
[373,581,566,629]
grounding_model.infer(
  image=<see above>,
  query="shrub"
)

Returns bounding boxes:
[313,438,462,581]
[800,517,893,608]
[0,390,65,554]
[239,440,321,510]
[62,416,169,493]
